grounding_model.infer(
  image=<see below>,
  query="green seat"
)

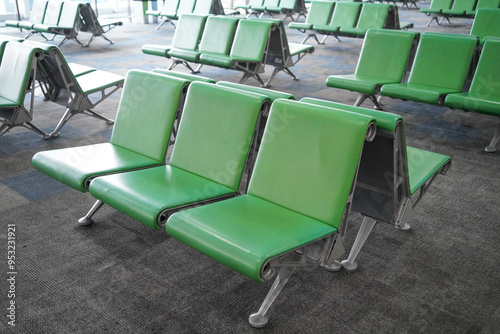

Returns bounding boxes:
[313,2,361,43]
[40,1,85,47]
[326,29,419,109]
[237,0,264,11]
[470,8,500,44]
[193,0,214,13]
[151,0,180,29]
[166,98,375,327]
[199,19,273,86]
[87,82,267,229]
[31,70,188,193]
[0,35,24,62]
[445,39,500,152]
[250,0,280,18]
[299,97,451,271]
[0,42,47,138]
[420,0,454,26]
[467,0,500,15]
[442,0,477,15]
[30,0,63,34]
[380,33,478,105]
[23,40,124,137]
[77,3,123,46]
[340,3,392,37]
[288,1,335,44]
[167,14,208,68]
[5,0,48,30]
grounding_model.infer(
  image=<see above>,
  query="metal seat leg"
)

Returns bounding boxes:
[341,216,377,271]
[249,266,295,328]
[78,200,104,226]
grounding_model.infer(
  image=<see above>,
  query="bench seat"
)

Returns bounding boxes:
[89,165,236,228]
[406,146,451,194]
[381,82,460,105]
[167,194,337,281]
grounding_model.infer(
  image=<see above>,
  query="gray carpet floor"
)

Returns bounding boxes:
[0,4,499,333]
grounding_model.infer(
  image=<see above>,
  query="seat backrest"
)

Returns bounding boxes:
[450,0,477,11]
[176,0,197,14]
[305,1,335,25]
[193,0,213,13]
[57,1,81,28]
[229,20,272,61]
[278,0,296,9]
[329,2,362,28]
[110,70,189,163]
[161,0,180,13]
[429,0,454,9]
[248,0,264,6]
[171,14,207,50]
[198,16,239,55]
[474,0,500,10]
[264,0,280,7]
[355,29,418,82]
[355,3,391,30]
[169,82,267,191]
[470,8,500,42]
[408,33,478,90]
[247,99,374,229]
[0,42,40,105]
[299,97,409,225]
[468,39,500,99]
[41,0,63,25]
[29,0,49,24]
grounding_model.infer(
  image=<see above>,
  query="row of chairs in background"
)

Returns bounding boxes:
[4,0,122,46]
[326,27,500,152]
[142,14,314,87]
[237,0,307,21]
[289,1,413,44]
[145,0,237,29]
[422,0,500,26]
[32,68,451,328]
[0,35,124,138]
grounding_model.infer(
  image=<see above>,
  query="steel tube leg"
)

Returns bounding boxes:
[341,216,377,271]
[249,266,296,328]
[485,122,500,153]
[78,200,104,226]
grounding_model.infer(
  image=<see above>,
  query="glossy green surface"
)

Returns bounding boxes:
[168,14,207,60]
[170,82,265,190]
[470,8,500,44]
[340,4,391,35]
[314,2,361,32]
[407,146,451,195]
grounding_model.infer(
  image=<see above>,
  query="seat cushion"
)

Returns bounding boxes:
[199,52,232,68]
[141,44,171,58]
[76,70,124,94]
[168,48,201,62]
[406,146,451,195]
[445,92,500,117]
[380,83,458,105]
[31,143,162,192]
[327,74,387,95]
[166,195,337,281]
[89,165,236,229]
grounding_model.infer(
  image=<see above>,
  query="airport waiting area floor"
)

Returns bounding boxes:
[0,4,499,334]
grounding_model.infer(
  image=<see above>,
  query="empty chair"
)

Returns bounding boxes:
[421,0,454,26]
[199,19,273,86]
[445,39,500,152]
[23,41,124,137]
[299,98,451,271]
[165,98,376,327]
[380,33,478,106]
[288,1,335,44]
[5,0,48,30]
[313,2,362,43]
[78,3,123,46]
[470,8,500,44]
[326,29,419,109]
[467,0,500,15]
[339,3,392,37]
[28,0,63,40]
[31,70,190,195]
[441,0,477,16]
[86,82,268,229]
[152,0,180,29]
[0,42,47,138]
[167,14,208,72]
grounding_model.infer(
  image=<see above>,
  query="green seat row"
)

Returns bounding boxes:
[289,1,413,44]
[31,69,452,327]
[142,14,314,87]
[326,29,500,152]
[5,0,122,47]
[238,0,307,21]
[0,38,124,138]
[145,0,228,29]
[469,8,500,44]
[421,0,500,26]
